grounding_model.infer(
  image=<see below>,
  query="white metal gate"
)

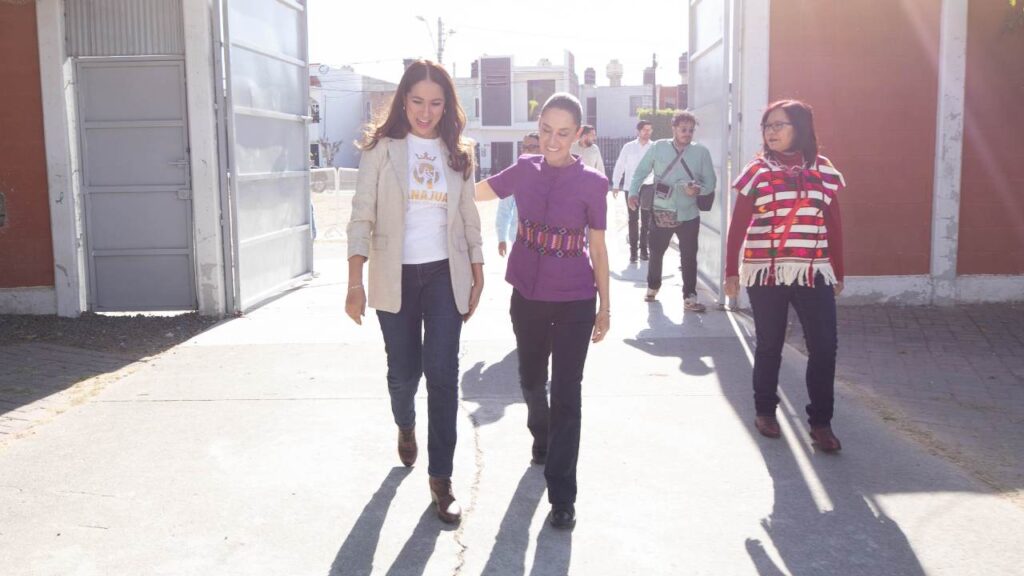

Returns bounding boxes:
[77,57,197,311]
[689,0,734,302]
[215,0,312,313]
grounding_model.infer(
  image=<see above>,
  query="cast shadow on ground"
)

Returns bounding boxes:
[460,350,522,427]
[383,504,456,576]
[622,301,713,378]
[0,312,220,419]
[328,467,414,576]
[624,303,930,575]
[480,466,551,575]
[721,324,927,575]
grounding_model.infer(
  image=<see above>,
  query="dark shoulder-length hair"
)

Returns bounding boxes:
[760,99,819,165]
[359,59,473,179]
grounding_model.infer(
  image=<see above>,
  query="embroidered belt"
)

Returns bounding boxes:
[517,219,587,258]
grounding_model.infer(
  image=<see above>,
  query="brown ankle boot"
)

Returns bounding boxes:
[428,476,462,524]
[397,427,417,467]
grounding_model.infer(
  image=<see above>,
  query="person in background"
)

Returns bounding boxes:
[345,60,484,524]
[724,99,846,453]
[571,124,604,174]
[475,93,610,530]
[628,111,715,312]
[612,120,655,262]
[495,132,540,257]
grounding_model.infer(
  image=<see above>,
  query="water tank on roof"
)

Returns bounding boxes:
[606,59,623,87]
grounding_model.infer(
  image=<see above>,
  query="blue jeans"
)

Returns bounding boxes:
[748,276,838,427]
[376,259,462,478]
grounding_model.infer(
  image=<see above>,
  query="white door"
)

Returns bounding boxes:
[216,0,312,312]
[689,0,734,302]
[77,57,197,311]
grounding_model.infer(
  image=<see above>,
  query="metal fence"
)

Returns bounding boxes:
[596,136,632,185]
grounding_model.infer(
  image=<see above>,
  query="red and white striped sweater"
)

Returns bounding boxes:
[726,152,846,287]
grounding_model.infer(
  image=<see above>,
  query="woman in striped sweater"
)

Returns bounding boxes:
[724,99,846,453]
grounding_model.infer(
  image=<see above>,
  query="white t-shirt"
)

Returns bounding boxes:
[403,134,449,264]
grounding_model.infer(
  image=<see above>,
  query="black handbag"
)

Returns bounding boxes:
[678,155,715,212]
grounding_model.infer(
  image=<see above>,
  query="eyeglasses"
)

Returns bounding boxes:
[762,122,793,133]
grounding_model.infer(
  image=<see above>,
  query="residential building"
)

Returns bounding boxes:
[309,65,396,169]
[458,52,578,177]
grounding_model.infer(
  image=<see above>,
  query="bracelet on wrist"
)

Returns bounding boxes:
[348,285,364,291]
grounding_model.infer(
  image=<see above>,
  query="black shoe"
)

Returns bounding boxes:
[629,254,638,263]
[639,251,649,261]
[548,506,576,530]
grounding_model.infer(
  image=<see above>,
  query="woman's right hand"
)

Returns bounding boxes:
[724,276,740,299]
[345,286,366,325]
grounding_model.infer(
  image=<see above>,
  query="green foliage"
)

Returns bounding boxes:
[638,108,679,140]
[1009,0,1024,31]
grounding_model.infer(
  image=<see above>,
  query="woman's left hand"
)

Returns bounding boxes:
[592,308,610,343]
[833,281,844,297]
[463,279,484,322]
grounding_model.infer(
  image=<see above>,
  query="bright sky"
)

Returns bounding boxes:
[308,0,689,87]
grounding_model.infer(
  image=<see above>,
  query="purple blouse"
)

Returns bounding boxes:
[487,154,608,302]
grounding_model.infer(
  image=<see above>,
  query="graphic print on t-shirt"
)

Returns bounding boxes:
[403,135,450,264]
[410,151,447,205]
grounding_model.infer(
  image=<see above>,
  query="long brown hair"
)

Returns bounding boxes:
[760,99,819,165]
[360,60,473,179]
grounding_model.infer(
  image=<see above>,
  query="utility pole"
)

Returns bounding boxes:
[436,18,454,64]
[651,53,658,113]
[417,16,455,64]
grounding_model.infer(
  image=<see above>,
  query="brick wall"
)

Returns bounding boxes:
[957,2,1024,274]
[0,4,54,288]
[769,0,941,276]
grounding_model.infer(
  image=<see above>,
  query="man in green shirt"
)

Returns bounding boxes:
[628,110,716,312]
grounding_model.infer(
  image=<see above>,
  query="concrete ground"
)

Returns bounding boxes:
[1,193,1022,575]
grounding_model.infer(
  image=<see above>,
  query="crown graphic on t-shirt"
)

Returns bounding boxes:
[415,151,437,162]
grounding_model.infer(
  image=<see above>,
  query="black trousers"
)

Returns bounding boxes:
[647,216,700,298]
[627,186,651,257]
[747,278,838,427]
[510,289,595,506]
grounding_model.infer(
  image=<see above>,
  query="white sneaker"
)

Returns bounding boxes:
[683,295,706,312]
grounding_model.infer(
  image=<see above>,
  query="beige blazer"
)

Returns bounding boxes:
[347,137,484,314]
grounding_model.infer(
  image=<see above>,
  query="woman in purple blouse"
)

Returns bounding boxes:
[475,92,610,530]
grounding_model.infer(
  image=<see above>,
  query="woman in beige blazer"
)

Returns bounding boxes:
[345,60,483,524]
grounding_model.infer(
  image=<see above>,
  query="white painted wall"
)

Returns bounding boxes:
[580,85,652,139]
[929,0,968,304]
[183,0,226,316]
[36,0,86,317]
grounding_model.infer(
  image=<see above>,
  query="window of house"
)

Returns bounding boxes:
[310,99,320,123]
[629,95,653,117]
[527,79,556,121]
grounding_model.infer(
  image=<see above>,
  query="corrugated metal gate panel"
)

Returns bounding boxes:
[689,0,732,300]
[219,0,312,312]
[77,58,196,310]
[67,0,184,57]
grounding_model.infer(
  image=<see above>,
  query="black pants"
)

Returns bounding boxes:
[647,216,700,298]
[627,186,651,257]
[510,289,595,506]
[748,278,838,427]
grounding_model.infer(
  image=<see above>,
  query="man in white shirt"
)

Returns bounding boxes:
[571,125,604,174]
[612,120,654,262]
